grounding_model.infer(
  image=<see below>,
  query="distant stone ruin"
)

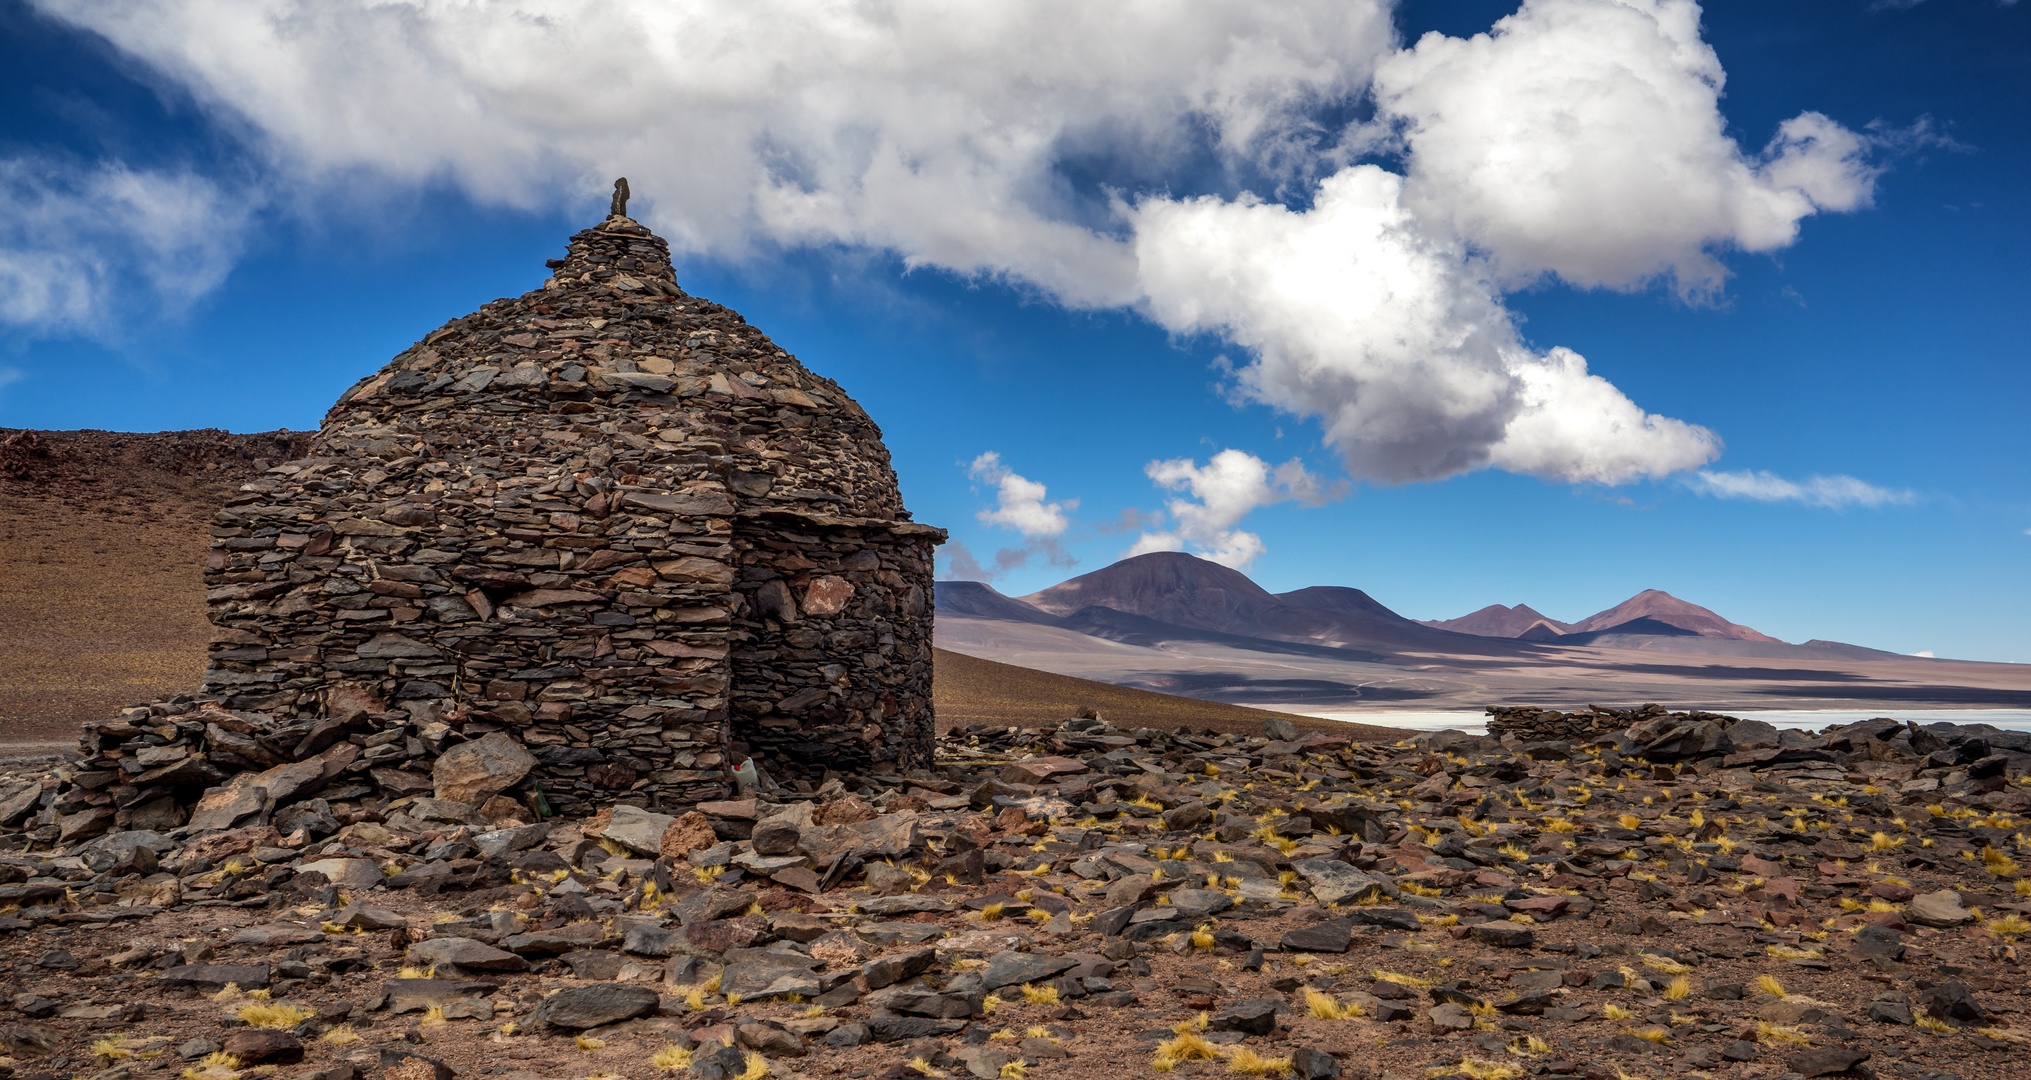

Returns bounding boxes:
[184,198,943,818]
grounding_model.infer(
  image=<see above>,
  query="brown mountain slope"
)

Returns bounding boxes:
[1569,588,1782,642]
[0,429,310,740]
[931,647,1403,738]
[1422,602,1573,638]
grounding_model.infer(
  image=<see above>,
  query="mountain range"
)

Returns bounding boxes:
[934,552,2031,712]
[943,551,1871,660]
[1420,589,1783,644]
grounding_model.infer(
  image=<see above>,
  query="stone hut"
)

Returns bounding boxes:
[201,191,943,816]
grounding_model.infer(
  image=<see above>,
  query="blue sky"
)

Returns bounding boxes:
[1,0,2026,663]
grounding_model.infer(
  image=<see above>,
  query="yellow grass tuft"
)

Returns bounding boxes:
[575,1035,607,1051]
[1985,914,2031,938]
[1152,1030,1224,1072]
[1019,983,1059,1006]
[1601,1004,1636,1021]
[1638,953,1690,975]
[736,1051,770,1080]
[1756,1022,1815,1047]
[975,902,1006,921]
[1618,814,1642,830]
[1913,1012,1953,1035]
[1754,974,1788,998]
[418,1005,446,1029]
[1625,1027,1671,1045]
[91,1035,132,1059]
[1449,1060,1523,1080]
[1662,976,1690,1000]
[1191,929,1216,950]
[237,1002,313,1029]
[1542,817,1577,833]
[319,1026,359,1046]
[181,1052,244,1080]
[1373,968,1434,989]
[999,1061,1029,1080]
[1304,987,1363,1019]
[1983,845,2021,876]
[1225,1048,1292,1076]
[908,1057,947,1079]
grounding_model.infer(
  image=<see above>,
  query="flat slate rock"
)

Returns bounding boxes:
[228,923,327,946]
[1788,1047,1870,1077]
[407,937,529,972]
[980,950,1078,990]
[1210,998,1284,1036]
[1289,859,1395,906]
[720,961,824,999]
[855,895,955,916]
[864,1016,967,1043]
[532,982,660,1029]
[157,963,270,989]
[622,925,682,957]
[671,886,759,926]
[1352,908,1420,931]
[1282,916,1355,952]
[1472,923,1536,948]
[378,979,504,1014]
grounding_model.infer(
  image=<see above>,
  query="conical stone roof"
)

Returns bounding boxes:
[203,195,943,813]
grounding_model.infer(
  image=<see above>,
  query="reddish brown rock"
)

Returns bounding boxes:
[660,811,719,859]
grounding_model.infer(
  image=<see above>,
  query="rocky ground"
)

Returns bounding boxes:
[4,709,2030,1080]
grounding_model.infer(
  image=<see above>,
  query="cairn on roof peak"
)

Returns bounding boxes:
[195,196,944,818]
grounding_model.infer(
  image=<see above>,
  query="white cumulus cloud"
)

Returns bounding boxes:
[968,451,1074,537]
[963,452,1079,580]
[1373,0,1876,296]
[1129,449,1342,569]
[1130,167,1723,484]
[1686,469,1916,509]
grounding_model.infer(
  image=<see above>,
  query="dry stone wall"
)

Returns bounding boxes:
[192,201,941,819]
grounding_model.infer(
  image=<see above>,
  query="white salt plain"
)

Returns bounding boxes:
[1295,708,2031,737]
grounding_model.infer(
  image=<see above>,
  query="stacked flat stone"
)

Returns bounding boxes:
[1484,703,1739,743]
[199,207,943,818]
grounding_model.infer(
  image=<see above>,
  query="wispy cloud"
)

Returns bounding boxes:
[941,540,992,582]
[0,156,249,335]
[1128,449,1345,568]
[1686,469,1916,510]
